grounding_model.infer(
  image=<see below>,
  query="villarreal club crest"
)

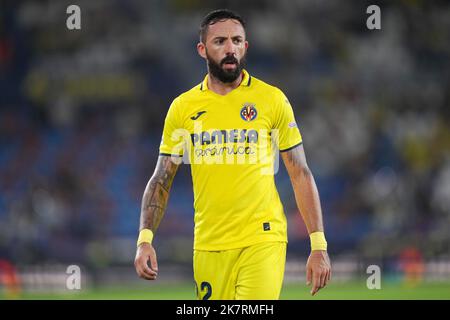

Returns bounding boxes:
[240,103,257,122]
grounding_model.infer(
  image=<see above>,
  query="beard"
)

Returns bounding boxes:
[206,50,246,83]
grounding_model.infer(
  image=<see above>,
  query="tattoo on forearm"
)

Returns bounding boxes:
[140,156,179,232]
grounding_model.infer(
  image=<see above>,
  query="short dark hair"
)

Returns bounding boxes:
[199,9,246,43]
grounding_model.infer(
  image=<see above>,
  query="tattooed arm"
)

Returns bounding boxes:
[281,144,324,234]
[139,155,179,231]
[281,144,331,295]
[134,155,180,280]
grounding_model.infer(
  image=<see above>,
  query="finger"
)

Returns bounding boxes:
[137,262,156,280]
[306,267,312,285]
[140,259,158,278]
[320,271,327,288]
[139,271,155,280]
[324,269,331,285]
[136,264,155,280]
[142,264,157,278]
[311,272,321,295]
[149,254,159,273]
[323,270,330,287]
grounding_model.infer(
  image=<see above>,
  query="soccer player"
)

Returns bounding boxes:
[134,9,331,300]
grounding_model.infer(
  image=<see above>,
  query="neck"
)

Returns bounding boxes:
[207,72,243,96]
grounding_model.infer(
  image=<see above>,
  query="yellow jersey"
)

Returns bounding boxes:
[159,69,302,251]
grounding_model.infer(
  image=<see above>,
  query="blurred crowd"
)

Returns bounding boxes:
[0,0,449,269]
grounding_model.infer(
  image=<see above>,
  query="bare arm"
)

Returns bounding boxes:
[281,144,331,295]
[135,155,180,281]
[281,144,323,234]
[139,155,180,232]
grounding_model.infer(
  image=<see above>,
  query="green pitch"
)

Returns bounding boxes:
[2,281,450,300]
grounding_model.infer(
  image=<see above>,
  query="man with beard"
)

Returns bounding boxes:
[134,9,331,300]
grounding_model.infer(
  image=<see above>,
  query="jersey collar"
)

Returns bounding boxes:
[200,69,252,91]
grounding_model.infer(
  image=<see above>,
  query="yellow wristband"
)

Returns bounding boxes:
[137,229,154,247]
[310,231,327,251]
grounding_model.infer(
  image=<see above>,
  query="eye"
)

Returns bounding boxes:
[215,39,224,45]
[233,38,242,44]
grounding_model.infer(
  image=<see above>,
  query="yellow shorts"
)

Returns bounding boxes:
[193,241,287,300]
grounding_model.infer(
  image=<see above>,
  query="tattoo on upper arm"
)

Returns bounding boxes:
[282,145,311,178]
[140,156,179,231]
[284,147,302,167]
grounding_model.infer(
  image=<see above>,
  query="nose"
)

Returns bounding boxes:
[224,38,236,55]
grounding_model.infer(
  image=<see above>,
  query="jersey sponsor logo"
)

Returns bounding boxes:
[191,111,207,120]
[191,129,258,146]
[288,121,297,128]
[240,103,257,122]
[166,127,275,171]
[194,145,255,157]
[189,129,268,165]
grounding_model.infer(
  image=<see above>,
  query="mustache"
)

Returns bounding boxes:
[221,56,238,66]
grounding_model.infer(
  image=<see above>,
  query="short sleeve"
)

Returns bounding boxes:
[273,90,303,152]
[159,98,186,156]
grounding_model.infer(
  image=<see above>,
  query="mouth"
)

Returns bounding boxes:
[222,62,237,69]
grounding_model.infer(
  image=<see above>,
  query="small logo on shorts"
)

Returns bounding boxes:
[263,222,270,231]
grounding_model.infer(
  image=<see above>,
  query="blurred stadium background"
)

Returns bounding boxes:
[0,0,449,299]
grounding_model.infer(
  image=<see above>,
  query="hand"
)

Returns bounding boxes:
[134,243,159,280]
[306,250,331,296]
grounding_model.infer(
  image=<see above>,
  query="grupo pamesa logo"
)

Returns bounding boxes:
[240,103,257,122]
